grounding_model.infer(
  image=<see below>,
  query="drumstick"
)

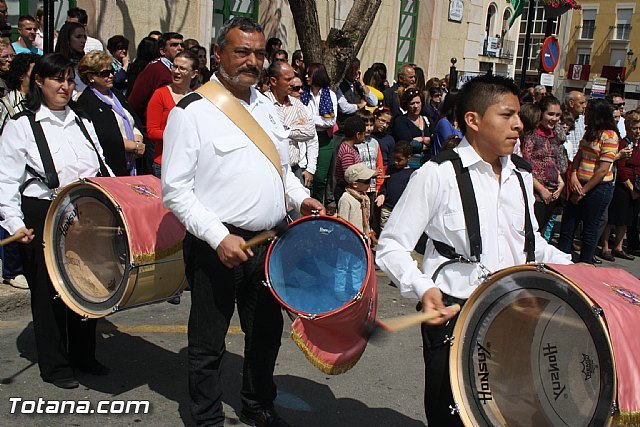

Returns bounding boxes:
[377,304,461,333]
[0,229,33,246]
[239,221,289,251]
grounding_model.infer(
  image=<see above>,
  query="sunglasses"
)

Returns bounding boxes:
[356,179,371,184]
[291,85,303,91]
[94,68,115,77]
[169,42,185,48]
[613,103,625,109]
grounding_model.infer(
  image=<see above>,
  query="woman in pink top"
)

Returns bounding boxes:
[147,50,198,178]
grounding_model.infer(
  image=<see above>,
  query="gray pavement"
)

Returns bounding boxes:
[1,254,639,427]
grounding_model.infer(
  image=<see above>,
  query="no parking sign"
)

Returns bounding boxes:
[541,36,560,73]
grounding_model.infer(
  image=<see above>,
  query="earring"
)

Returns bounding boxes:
[90,80,95,83]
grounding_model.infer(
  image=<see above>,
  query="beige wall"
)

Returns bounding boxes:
[79,0,208,56]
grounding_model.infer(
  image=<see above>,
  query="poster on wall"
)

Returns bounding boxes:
[449,0,464,22]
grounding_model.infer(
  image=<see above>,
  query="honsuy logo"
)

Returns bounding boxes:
[476,341,492,404]
[543,343,566,401]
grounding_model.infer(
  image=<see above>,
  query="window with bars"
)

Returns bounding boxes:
[515,1,562,73]
[581,9,596,39]
[615,8,632,40]
[577,48,591,65]
[395,0,419,73]
[211,0,258,47]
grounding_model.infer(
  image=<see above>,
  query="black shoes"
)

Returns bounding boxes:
[44,377,79,389]
[76,360,111,376]
[613,249,635,261]
[600,251,615,262]
[239,408,294,427]
[592,256,602,265]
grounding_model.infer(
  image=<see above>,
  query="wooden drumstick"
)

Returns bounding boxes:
[239,221,289,251]
[0,229,34,246]
[377,304,461,333]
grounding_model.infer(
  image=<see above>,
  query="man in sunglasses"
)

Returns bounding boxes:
[607,92,627,139]
[128,31,184,125]
[264,61,318,190]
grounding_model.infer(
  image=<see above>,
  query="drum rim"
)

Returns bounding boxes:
[44,180,134,318]
[449,264,617,427]
[264,214,372,319]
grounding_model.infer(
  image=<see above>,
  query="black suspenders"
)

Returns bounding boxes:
[430,151,536,280]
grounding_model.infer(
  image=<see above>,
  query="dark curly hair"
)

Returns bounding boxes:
[6,53,38,91]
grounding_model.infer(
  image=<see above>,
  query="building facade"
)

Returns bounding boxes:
[69,0,523,84]
[556,0,638,107]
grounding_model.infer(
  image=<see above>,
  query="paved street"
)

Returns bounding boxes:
[1,255,639,427]
[0,269,427,427]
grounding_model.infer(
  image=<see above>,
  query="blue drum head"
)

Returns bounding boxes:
[267,218,368,316]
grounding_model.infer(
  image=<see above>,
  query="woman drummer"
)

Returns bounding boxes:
[0,53,113,389]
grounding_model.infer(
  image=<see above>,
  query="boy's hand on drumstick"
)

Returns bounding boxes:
[421,287,459,325]
[12,227,35,245]
[217,234,252,268]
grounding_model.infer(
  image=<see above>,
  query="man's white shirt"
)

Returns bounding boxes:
[161,77,309,250]
[376,138,571,301]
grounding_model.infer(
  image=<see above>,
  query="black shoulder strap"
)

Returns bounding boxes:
[513,169,536,263]
[510,153,533,172]
[431,148,459,164]
[73,115,110,177]
[450,155,482,261]
[27,113,60,190]
[176,92,203,109]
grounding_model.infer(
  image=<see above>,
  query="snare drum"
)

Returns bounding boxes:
[449,264,640,426]
[43,176,186,318]
[265,215,377,374]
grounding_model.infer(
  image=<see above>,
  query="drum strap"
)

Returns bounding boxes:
[18,109,110,194]
[430,151,536,268]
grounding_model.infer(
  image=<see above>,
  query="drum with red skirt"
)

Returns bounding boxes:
[449,263,640,426]
[265,215,377,374]
[43,175,186,318]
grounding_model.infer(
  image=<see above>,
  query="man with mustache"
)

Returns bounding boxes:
[162,17,324,427]
[376,74,571,426]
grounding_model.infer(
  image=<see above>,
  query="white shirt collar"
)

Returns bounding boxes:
[35,104,77,126]
[456,137,515,173]
[211,73,262,110]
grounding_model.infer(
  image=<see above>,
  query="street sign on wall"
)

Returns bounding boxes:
[541,36,560,73]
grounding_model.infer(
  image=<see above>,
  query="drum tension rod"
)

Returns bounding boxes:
[449,403,460,415]
[81,315,89,322]
[53,293,61,300]
[592,305,604,318]
[611,401,619,415]
[443,335,455,346]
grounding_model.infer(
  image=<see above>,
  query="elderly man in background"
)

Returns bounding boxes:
[563,90,587,161]
[383,63,416,123]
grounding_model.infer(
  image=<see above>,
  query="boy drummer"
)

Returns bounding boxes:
[375,74,571,425]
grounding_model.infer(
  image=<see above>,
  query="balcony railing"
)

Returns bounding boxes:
[480,38,515,60]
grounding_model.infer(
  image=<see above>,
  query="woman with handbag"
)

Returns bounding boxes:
[0,53,113,389]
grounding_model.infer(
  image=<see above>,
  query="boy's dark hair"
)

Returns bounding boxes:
[393,141,413,157]
[107,35,129,54]
[455,74,519,134]
[159,32,183,50]
[18,15,36,26]
[355,108,374,123]
[66,7,88,25]
[148,30,162,38]
[342,116,366,138]
[442,134,462,151]
[6,53,39,91]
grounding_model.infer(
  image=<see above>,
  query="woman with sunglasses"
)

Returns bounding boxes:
[0,53,113,389]
[393,87,431,168]
[76,51,145,176]
[54,21,86,94]
[147,50,199,178]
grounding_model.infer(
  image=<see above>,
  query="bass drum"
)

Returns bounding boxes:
[43,176,186,318]
[450,264,618,427]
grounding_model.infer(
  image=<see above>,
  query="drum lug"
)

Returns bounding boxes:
[261,280,269,288]
[449,402,460,415]
[592,305,604,318]
[611,401,619,415]
[310,209,321,216]
[443,334,455,346]
[53,293,60,300]
[80,314,89,322]
[115,205,122,213]
[535,263,546,273]
[112,305,120,313]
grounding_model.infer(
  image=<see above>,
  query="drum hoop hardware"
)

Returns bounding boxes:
[112,305,119,313]
[261,280,270,288]
[53,293,60,300]
[593,305,604,318]
[449,402,460,415]
[443,334,455,346]
[310,209,321,216]
[80,314,89,322]
[611,401,619,415]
